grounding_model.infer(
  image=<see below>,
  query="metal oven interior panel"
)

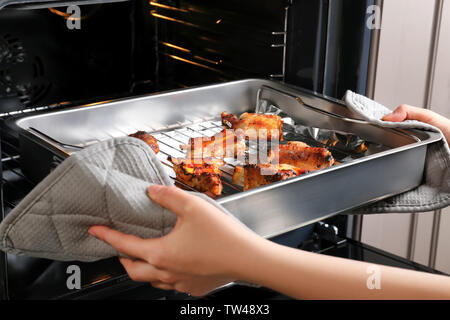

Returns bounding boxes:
[11,79,442,239]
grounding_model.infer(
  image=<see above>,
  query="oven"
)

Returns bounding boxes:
[0,0,445,300]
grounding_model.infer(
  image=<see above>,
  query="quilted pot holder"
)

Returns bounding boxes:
[0,137,235,262]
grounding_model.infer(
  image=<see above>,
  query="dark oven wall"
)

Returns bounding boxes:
[0,1,135,114]
[147,0,372,98]
[0,0,292,114]
[0,0,372,115]
[146,0,289,90]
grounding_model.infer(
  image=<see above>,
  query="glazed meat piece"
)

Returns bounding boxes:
[129,131,159,154]
[181,129,246,159]
[222,112,283,141]
[231,166,245,187]
[268,141,335,171]
[232,164,309,191]
[168,157,225,196]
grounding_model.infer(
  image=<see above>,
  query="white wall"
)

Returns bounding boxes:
[371,0,436,108]
[430,0,450,273]
[361,0,450,273]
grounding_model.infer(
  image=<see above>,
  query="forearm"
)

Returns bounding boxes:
[437,119,450,144]
[233,239,450,300]
[423,110,450,143]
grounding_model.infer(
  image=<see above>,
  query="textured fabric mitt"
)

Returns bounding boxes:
[0,137,237,262]
[344,91,450,214]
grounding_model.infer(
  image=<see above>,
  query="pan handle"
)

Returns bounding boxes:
[256,85,421,143]
[257,85,372,124]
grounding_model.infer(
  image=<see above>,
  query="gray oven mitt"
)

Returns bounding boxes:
[344,91,450,214]
[0,137,240,262]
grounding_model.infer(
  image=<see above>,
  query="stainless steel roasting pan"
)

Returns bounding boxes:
[12,79,442,239]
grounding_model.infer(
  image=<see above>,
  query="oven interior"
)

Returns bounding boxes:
[0,0,373,115]
[2,0,438,300]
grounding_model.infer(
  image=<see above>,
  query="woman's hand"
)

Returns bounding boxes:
[88,185,266,296]
[383,104,450,143]
[88,184,450,300]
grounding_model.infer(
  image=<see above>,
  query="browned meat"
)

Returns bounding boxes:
[232,164,309,191]
[269,141,335,171]
[221,112,283,141]
[168,157,225,196]
[181,129,246,159]
[129,131,159,154]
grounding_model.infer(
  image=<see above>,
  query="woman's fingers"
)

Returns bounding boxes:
[382,105,433,123]
[382,107,407,122]
[147,185,206,217]
[88,226,160,262]
[150,281,175,291]
[119,257,167,283]
[382,104,450,143]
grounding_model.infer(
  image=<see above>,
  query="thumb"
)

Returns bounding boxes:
[382,106,408,122]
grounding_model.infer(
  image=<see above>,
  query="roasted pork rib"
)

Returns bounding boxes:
[222,112,283,141]
[181,129,246,159]
[168,157,225,196]
[269,141,335,171]
[129,131,160,155]
[232,164,309,191]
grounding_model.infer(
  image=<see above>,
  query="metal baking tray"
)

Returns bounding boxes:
[11,79,442,239]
